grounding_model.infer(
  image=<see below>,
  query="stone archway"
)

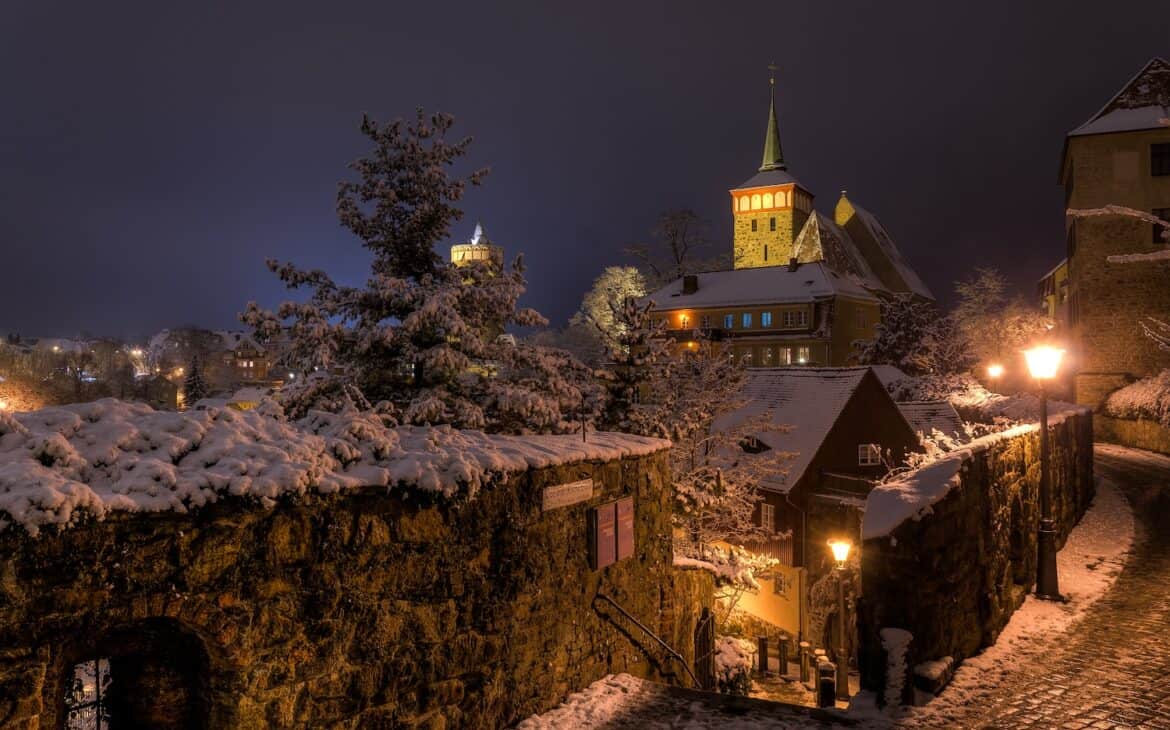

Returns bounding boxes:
[60,618,211,729]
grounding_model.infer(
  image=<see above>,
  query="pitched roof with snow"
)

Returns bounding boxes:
[714,367,885,493]
[897,401,964,439]
[849,203,935,300]
[793,211,883,287]
[1070,57,1170,137]
[644,261,877,310]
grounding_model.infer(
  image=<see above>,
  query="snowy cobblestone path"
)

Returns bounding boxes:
[917,445,1170,729]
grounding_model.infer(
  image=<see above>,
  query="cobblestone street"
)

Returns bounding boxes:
[913,445,1170,729]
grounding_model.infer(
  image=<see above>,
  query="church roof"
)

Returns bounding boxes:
[643,261,877,311]
[844,200,934,299]
[760,78,786,172]
[733,168,804,191]
[1070,57,1170,137]
[793,212,882,287]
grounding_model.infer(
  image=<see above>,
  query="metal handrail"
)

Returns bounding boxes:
[593,591,700,688]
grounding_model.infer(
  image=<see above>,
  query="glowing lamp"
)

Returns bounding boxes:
[1024,346,1064,381]
[987,363,1004,378]
[0,400,7,410]
[828,538,852,569]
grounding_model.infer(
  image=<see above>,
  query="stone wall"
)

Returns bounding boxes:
[1096,414,1170,456]
[0,448,713,729]
[857,412,1095,698]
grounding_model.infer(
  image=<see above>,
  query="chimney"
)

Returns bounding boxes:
[682,274,699,295]
[788,257,800,272]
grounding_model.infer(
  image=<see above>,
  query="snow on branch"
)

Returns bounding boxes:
[1067,205,1170,263]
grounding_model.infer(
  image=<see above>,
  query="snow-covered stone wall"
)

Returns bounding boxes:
[0,416,710,729]
[856,410,1094,701]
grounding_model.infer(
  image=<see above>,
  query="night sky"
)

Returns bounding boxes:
[3,1,1168,341]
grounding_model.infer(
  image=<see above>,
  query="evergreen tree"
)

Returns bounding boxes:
[183,358,209,406]
[855,294,939,375]
[242,110,598,433]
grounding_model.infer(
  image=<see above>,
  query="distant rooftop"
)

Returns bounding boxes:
[1070,57,1170,137]
[643,260,877,310]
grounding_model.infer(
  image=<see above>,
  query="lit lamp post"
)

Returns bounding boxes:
[987,363,1005,379]
[1024,345,1064,601]
[828,538,852,701]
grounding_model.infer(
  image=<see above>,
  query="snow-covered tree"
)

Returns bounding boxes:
[625,209,729,290]
[952,267,1051,366]
[182,358,209,405]
[242,110,599,433]
[575,266,647,352]
[855,294,936,375]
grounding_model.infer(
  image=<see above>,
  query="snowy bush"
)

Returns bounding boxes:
[1104,370,1170,428]
[714,636,756,696]
[672,542,778,591]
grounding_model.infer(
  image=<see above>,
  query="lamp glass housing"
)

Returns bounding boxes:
[828,538,852,568]
[1024,346,1064,380]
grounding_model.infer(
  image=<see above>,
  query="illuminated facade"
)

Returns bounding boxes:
[451,222,504,269]
[647,74,933,366]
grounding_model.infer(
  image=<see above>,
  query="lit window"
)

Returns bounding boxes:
[797,346,810,363]
[739,196,750,211]
[742,312,752,328]
[751,194,761,210]
[762,347,773,365]
[761,312,772,327]
[760,503,775,533]
[724,314,734,329]
[859,443,882,466]
[781,347,792,365]
[763,192,773,208]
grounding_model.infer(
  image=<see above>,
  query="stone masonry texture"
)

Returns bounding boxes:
[0,449,713,729]
[857,412,1095,697]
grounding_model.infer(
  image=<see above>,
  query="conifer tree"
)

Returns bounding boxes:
[182,358,209,406]
[242,110,598,432]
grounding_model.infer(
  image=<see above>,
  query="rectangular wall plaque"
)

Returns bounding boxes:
[542,478,594,511]
[616,497,635,560]
[589,502,617,569]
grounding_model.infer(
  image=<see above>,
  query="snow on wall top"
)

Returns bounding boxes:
[863,401,1089,539]
[1070,57,1170,137]
[644,261,876,311]
[0,399,668,536]
[714,367,876,493]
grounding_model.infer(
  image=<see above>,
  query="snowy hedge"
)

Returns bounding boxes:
[1104,370,1170,428]
[0,399,667,536]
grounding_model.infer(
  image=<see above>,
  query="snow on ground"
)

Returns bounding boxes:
[0,398,668,536]
[891,475,1135,726]
[1104,369,1170,427]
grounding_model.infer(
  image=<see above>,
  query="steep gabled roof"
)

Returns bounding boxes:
[792,212,883,289]
[1070,57,1170,137]
[841,198,934,300]
[714,367,904,493]
[643,261,877,310]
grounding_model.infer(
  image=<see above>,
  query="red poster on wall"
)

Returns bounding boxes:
[589,502,617,569]
[616,497,635,561]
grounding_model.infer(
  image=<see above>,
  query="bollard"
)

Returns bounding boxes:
[799,641,811,683]
[778,633,789,676]
[817,659,836,708]
[757,635,769,674]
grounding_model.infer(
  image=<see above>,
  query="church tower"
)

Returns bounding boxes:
[730,69,815,269]
[450,221,504,269]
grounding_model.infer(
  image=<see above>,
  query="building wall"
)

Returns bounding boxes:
[730,185,813,269]
[0,450,711,729]
[1064,128,1170,405]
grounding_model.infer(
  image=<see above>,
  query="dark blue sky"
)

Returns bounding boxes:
[2,0,1167,340]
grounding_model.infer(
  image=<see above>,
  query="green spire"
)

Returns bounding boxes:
[760,63,786,172]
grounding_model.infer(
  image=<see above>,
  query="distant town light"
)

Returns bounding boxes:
[288,373,295,379]
[52,345,60,353]
[130,348,143,357]
[987,363,1005,378]
[1024,346,1064,381]
[828,538,852,569]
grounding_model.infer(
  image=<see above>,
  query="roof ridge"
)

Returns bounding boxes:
[1073,56,1170,133]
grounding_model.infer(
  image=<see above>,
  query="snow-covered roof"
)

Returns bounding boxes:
[733,168,803,190]
[714,367,879,493]
[792,211,884,290]
[1070,57,1170,137]
[0,399,668,536]
[644,261,877,311]
[850,203,935,300]
[897,401,964,439]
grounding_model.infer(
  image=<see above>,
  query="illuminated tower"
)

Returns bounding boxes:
[730,66,815,269]
[450,221,504,269]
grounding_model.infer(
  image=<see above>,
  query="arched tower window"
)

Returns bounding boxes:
[751,194,761,210]
[739,196,750,212]
[762,192,773,209]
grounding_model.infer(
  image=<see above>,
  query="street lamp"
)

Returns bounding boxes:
[827,538,852,700]
[1024,345,1064,601]
[987,363,1004,379]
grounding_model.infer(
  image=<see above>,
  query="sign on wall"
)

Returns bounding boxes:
[542,478,594,511]
[589,502,617,569]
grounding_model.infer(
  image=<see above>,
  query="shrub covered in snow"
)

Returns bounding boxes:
[714,635,756,696]
[1104,370,1170,427]
[672,542,778,591]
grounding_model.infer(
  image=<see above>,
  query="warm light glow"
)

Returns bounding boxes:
[828,538,852,568]
[52,345,60,353]
[987,363,1005,378]
[1024,346,1064,380]
[0,400,8,411]
[130,348,143,357]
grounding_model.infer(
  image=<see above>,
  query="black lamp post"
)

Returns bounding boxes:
[828,538,852,701]
[1025,345,1064,601]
